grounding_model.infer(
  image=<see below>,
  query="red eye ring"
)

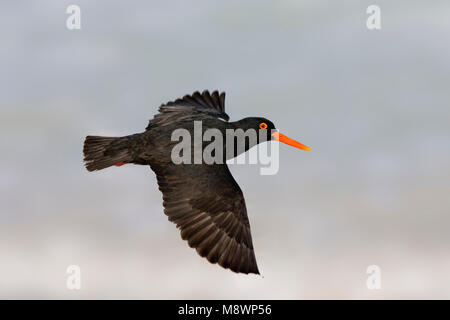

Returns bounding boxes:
[259,122,268,130]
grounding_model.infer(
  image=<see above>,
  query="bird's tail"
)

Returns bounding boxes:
[83,135,134,172]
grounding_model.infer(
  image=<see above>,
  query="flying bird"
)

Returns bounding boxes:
[83,90,310,275]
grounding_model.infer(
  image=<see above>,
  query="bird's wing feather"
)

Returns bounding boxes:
[149,162,259,274]
[146,90,229,129]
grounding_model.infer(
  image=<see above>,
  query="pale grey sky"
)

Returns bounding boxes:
[1,1,450,298]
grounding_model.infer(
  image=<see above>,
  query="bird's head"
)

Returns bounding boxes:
[237,117,310,151]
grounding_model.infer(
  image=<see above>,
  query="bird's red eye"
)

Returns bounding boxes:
[259,122,268,130]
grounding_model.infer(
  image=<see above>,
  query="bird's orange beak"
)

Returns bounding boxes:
[272,131,310,151]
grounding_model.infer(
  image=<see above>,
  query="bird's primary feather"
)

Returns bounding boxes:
[146,90,229,129]
[150,162,259,274]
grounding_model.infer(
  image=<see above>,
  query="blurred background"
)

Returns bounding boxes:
[1,0,449,299]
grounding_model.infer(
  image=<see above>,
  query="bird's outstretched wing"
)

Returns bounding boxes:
[146,90,229,129]
[150,162,259,275]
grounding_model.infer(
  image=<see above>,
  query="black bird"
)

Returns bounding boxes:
[83,90,309,275]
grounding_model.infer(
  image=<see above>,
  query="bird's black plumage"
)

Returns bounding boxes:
[83,90,285,275]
